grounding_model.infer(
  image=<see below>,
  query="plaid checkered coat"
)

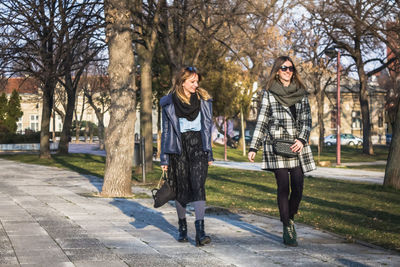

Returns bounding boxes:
[250,90,316,173]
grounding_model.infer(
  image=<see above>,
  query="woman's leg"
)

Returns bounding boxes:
[169,145,189,242]
[193,200,210,246]
[175,200,188,242]
[274,168,290,226]
[288,166,304,220]
[175,200,187,219]
[186,131,210,246]
[193,200,206,221]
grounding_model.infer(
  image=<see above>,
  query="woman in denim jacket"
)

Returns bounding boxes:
[160,67,213,246]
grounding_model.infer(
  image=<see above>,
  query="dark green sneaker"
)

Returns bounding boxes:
[283,225,298,247]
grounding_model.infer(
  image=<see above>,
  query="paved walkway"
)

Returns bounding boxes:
[68,143,386,184]
[0,159,399,266]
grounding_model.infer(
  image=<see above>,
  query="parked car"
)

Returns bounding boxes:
[213,132,238,148]
[232,134,252,145]
[324,134,363,146]
[386,133,392,145]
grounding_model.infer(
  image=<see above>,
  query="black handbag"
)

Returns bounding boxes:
[151,171,176,208]
[272,139,297,158]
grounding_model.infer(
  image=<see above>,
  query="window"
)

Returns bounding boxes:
[56,115,62,131]
[351,111,361,129]
[17,117,23,133]
[30,115,39,132]
[378,112,383,128]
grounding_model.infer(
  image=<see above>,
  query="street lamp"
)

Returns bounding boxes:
[325,47,341,166]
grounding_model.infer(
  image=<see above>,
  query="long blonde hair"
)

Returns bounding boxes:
[170,67,211,104]
[264,56,306,90]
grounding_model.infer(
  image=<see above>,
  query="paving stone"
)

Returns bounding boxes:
[15,248,70,265]
[2,222,49,236]
[119,253,179,267]
[73,261,128,267]
[9,234,60,251]
[0,244,18,265]
[55,237,104,249]
[63,248,121,262]
[20,263,75,267]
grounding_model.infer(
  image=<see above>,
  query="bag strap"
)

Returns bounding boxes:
[265,91,296,141]
[157,170,168,189]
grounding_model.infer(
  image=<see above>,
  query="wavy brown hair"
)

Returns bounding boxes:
[169,67,211,104]
[264,56,305,90]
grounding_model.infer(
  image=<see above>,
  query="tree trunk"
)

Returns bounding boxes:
[353,47,374,155]
[384,97,400,189]
[39,81,55,159]
[358,68,374,155]
[74,93,85,144]
[75,121,80,144]
[98,122,105,150]
[94,110,105,150]
[84,124,89,142]
[96,114,105,150]
[89,126,93,143]
[101,0,137,197]
[139,55,154,172]
[58,81,75,154]
[317,84,325,154]
[85,92,106,150]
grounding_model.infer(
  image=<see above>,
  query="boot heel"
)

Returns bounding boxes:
[195,235,211,246]
[196,238,202,247]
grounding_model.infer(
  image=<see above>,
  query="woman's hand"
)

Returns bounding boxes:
[290,139,304,153]
[248,151,256,162]
[161,165,168,171]
[208,161,213,166]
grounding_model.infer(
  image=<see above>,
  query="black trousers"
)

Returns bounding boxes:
[274,166,304,226]
[168,131,208,207]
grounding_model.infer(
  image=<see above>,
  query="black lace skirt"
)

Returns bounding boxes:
[168,131,209,207]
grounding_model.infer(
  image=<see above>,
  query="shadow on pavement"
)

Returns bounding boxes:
[109,198,178,240]
[206,207,282,243]
[52,155,104,191]
[337,258,372,267]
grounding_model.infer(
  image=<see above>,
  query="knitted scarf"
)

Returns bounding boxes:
[269,80,306,107]
[172,92,200,121]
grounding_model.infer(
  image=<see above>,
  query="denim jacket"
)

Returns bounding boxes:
[160,93,214,165]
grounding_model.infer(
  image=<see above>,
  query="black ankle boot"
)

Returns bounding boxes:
[178,218,188,242]
[195,219,211,246]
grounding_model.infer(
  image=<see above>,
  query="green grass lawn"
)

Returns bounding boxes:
[311,145,389,163]
[212,144,389,164]
[0,152,398,252]
[345,165,387,172]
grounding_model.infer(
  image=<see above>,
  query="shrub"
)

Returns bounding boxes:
[0,132,41,144]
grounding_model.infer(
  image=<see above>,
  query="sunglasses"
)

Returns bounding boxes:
[280,66,295,72]
[186,66,198,72]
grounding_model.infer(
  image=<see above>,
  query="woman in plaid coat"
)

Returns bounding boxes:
[248,56,316,246]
